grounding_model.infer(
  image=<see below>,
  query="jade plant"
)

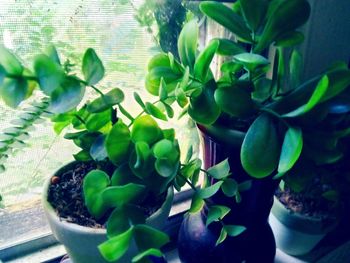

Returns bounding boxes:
[145,0,350,183]
[0,45,251,261]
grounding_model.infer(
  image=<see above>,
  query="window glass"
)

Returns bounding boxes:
[0,0,198,249]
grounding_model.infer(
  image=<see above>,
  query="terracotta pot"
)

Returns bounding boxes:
[42,162,174,263]
[178,125,279,263]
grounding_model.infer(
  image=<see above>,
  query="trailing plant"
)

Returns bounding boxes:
[145,0,350,184]
[0,45,250,261]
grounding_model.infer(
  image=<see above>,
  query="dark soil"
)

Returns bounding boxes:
[275,187,335,219]
[47,162,166,228]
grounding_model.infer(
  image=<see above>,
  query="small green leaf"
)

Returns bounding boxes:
[241,114,280,178]
[90,135,107,161]
[133,225,170,251]
[102,183,146,208]
[0,65,6,86]
[87,88,124,113]
[49,77,85,113]
[0,78,28,108]
[322,190,339,202]
[132,248,163,263]
[200,2,252,42]
[233,53,269,72]
[283,75,329,117]
[163,102,174,118]
[240,0,268,31]
[45,45,61,65]
[34,54,64,95]
[275,31,305,47]
[159,78,168,101]
[83,170,110,219]
[82,48,105,85]
[98,228,133,262]
[134,92,146,109]
[197,181,223,199]
[216,227,227,246]
[106,120,131,165]
[189,194,205,213]
[177,20,198,68]
[221,178,238,197]
[289,49,303,89]
[145,103,167,121]
[207,159,230,179]
[194,40,219,82]
[224,225,246,237]
[206,205,231,226]
[0,45,23,74]
[278,127,303,173]
[175,83,188,108]
[131,115,161,145]
[238,180,252,192]
[215,38,245,56]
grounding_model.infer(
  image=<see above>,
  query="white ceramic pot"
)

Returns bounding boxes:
[42,163,174,263]
[269,197,336,256]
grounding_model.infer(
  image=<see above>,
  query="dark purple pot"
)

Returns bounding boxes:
[178,125,279,263]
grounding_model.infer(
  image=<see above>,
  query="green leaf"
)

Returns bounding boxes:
[289,49,303,89]
[159,78,168,101]
[216,227,227,246]
[320,69,350,102]
[0,65,6,86]
[0,78,28,108]
[132,248,163,263]
[87,88,124,113]
[207,159,230,179]
[85,108,111,131]
[254,0,310,52]
[45,45,61,65]
[194,40,219,82]
[240,0,268,31]
[111,164,140,186]
[206,205,231,226]
[221,178,238,197]
[134,92,146,109]
[200,2,252,42]
[34,54,64,95]
[90,135,107,161]
[106,120,131,165]
[233,53,269,72]
[82,48,105,85]
[131,115,161,145]
[102,183,146,208]
[163,102,174,118]
[241,114,280,178]
[0,45,23,74]
[175,83,188,108]
[275,31,305,47]
[189,194,205,213]
[278,127,303,173]
[177,20,198,68]
[283,75,329,117]
[145,103,167,121]
[224,225,246,237]
[134,225,170,251]
[322,190,339,202]
[214,83,256,117]
[215,38,246,56]
[188,81,221,125]
[238,180,252,192]
[130,141,154,179]
[49,77,85,113]
[197,181,223,199]
[83,170,110,219]
[98,228,133,262]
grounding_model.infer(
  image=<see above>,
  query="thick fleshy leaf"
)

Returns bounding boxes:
[134,92,146,109]
[90,134,108,161]
[189,194,205,213]
[105,120,131,164]
[145,102,167,121]
[320,69,350,103]
[283,75,329,117]
[159,78,168,101]
[163,102,174,118]
[45,45,61,65]
[207,159,230,179]
[254,0,310,52]
[85,109,111,132]
[216,227,227,246]
[82,48,105,85]
[240,0,268,31]
[289,49,303,89]
[177,20,198,68]
[175,83,188,108]
[49,77,85,113]
[206,205,231,226]
[102,183,146,208]
[188,81,221,125]
[275,31,304,47]
[34,54,64,95]
[87,88,124,113]
[221,178,238,197]
[131,115,161,145]
[98,228,133,262]
[214,83,256,117]
[234,53,269,72]
[133,225,170,251]
[200,2,252,42]
[241,114,280,178]
[197,181,223,199]
[0,46,23,74]
[215,38,245,56]
[83,170,110,219]
[132,248,163,263]
[0,78,28,108]
[194,40,219,82]
[130,141,154,179]
[224,225,246,237]
[278,127,303,173]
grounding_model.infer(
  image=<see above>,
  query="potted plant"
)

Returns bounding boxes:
[145,0,350,262]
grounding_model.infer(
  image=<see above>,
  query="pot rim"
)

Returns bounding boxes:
[42,161,174,234]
